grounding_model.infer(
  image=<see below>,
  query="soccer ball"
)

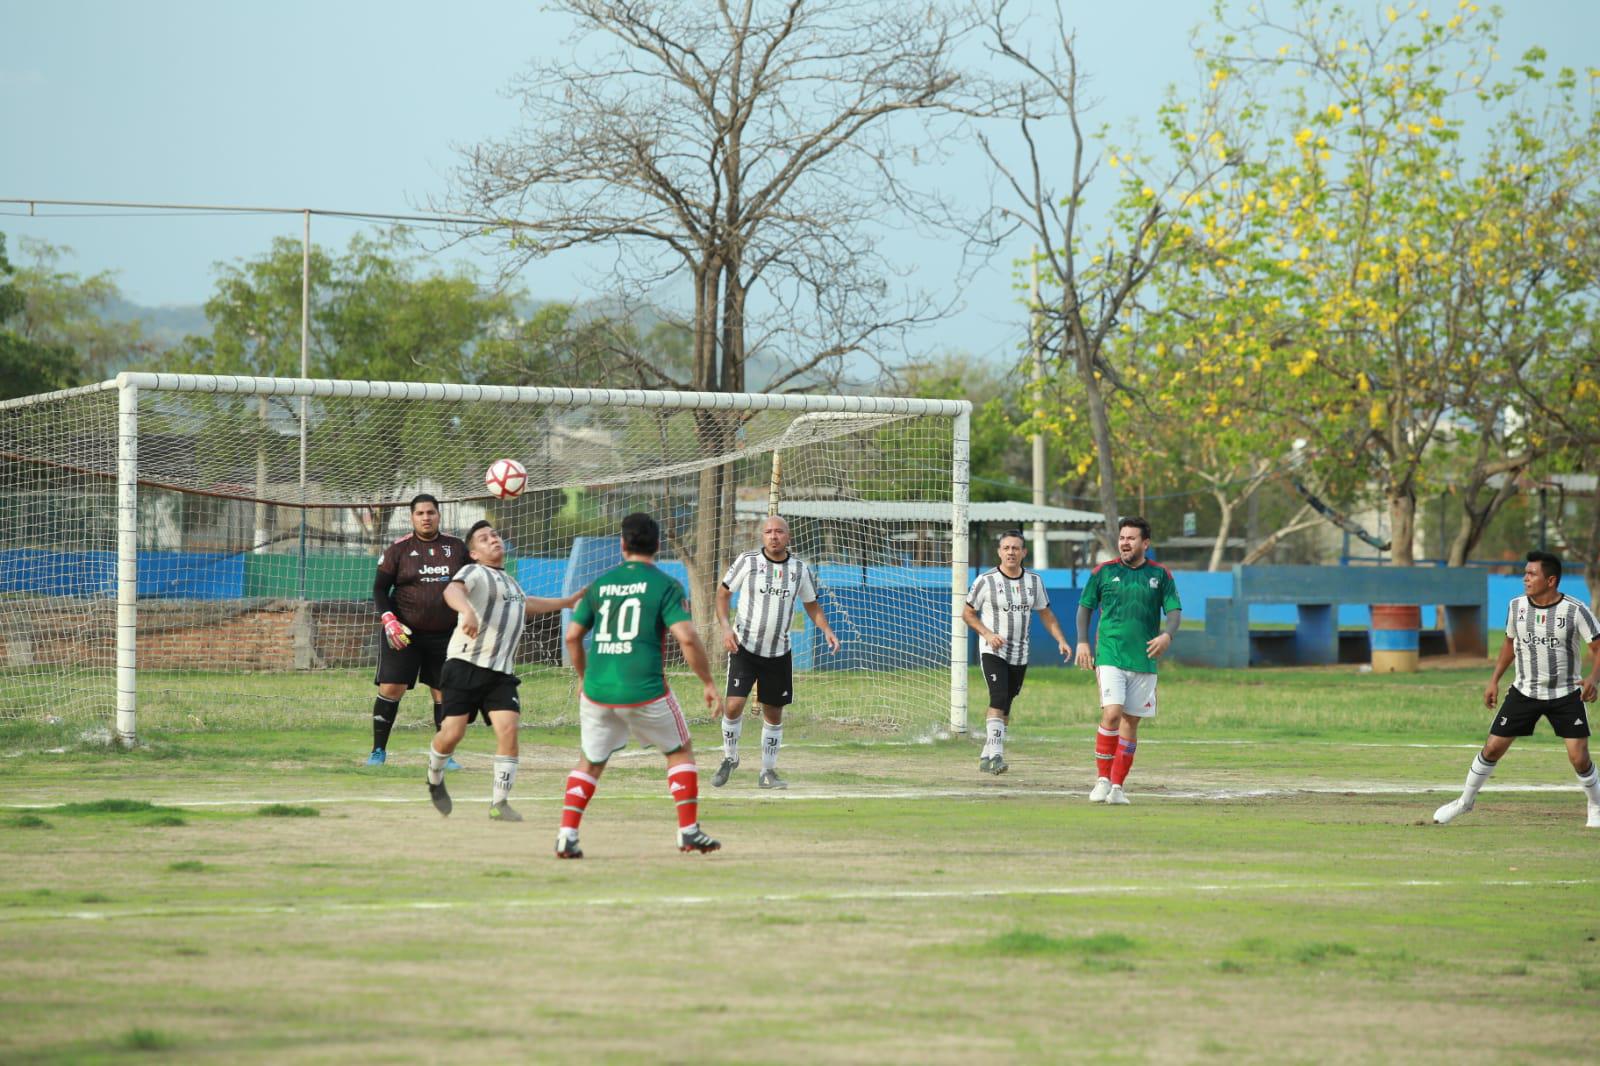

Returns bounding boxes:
[484,458,527,500]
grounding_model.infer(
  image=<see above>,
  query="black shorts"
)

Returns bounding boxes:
[1491,687,1591,739]
[438,659,521,723]
[374,628,452,691]
[980,653,1027,715]
[726,647,794,708]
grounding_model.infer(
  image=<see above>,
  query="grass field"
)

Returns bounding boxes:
[2,662,1598,1064]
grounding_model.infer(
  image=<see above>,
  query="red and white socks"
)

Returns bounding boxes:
[1094,727,1118,784]
[1110,739,1137,786]
[560,769,597,841]
[668,763,700,831]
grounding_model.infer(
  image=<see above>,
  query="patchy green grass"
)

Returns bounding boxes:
[1,663,1597,1062]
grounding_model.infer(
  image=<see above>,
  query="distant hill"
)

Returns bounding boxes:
[100,296,210,349]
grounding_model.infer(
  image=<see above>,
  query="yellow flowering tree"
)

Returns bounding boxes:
[1181,0,1600,564]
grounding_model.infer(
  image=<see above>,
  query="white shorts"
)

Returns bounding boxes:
[579,692,692,763]
[1097,666,1158,718]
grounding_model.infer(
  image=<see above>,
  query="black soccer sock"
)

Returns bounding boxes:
[372,696,400,751]
[433,702,445,732]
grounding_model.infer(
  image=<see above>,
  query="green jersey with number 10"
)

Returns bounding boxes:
[572,560,694,706]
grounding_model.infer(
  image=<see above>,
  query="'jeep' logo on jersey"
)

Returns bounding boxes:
[417,564,452,577]
[757,585,789,595]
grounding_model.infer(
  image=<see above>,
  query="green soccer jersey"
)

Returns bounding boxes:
[572,560,694,706]
[1077,558,1182,673]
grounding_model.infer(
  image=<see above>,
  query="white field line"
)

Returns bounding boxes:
[1,781,1586,810]
[4,876,1595,926]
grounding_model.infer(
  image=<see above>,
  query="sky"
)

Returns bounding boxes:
[3,1,1597,371]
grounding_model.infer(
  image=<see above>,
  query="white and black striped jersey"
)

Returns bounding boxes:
[446,563,528,675]
[966,567,1050,666]
[722,549,818,659]
[1506,594,1600,700]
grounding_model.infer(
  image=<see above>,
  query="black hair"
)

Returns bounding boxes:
[466,519,495,548]
[998,528,1026,547]
[410,493,440,513]
[1119,515,1153,541]
[621,512,660,555]
[1527,549,1562,585]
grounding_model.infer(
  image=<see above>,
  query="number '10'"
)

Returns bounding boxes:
[595,598,642,642]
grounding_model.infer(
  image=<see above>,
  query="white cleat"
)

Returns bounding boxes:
[1432,796,1474,825]
[1587,802,1599,829]
[1089,778,1112,803]
[1106,784,1130,806]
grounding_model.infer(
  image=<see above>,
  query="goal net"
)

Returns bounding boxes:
[0,375,970,742]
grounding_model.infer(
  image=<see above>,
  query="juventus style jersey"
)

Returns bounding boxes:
[966,567,1050,666]
[1505,594,1600,700]
[722,549,818,659]
[446,563,528,676]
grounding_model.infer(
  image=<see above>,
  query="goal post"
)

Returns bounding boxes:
[0,373,971,743]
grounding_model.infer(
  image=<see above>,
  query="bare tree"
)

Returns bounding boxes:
[448,0,971,622]
[969,0,1237,552]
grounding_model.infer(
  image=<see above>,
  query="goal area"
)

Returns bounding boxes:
[0,375,971,742]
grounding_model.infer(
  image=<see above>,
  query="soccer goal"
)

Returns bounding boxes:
[0,374,971,742]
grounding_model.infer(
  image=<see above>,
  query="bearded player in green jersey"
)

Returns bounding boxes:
[1075,517,1182,805]
[555,512,722,858]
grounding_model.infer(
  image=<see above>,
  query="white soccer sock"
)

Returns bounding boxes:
[1461,753,1497,802]
[493,756,518,803]
[761,722,782,771]
[427,746,449,786]
[985,717,1006,757]
[723,715,744,762]
[1577,763,1600,805]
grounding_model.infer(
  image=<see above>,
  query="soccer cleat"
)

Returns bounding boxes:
[678,826,721,853]
[444,755,463,772]
[1089,777,1112,803]
[978,755,993,774]
[428,780,452,816]
[1106,784,1130,805]
[1586,802,1599,829]
[554,833,583,859]
[987,755,1008,776]
[758,768,788,790]
[488,800,522,823]
[711,757,739,788]
[1432,796,1473,825]
[365,748,387,766]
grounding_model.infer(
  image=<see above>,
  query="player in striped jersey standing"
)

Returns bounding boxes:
[425,520,581,822]
[963,529,1072,774]
[1434,551,1600,828]
[712,515,840,790]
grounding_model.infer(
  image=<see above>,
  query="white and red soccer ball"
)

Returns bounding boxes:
[484,458,527,500]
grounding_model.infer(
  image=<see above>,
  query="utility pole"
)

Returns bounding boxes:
[1030,247,1048,569]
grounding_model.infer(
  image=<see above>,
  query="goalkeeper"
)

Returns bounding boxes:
[367,494,470,766]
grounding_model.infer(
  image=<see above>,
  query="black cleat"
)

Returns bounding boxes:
[428,780,452,816]
[677,826,721,853]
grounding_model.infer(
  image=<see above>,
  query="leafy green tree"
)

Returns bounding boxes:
[0,234,119,399]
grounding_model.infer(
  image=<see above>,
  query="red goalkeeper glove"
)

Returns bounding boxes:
[381,612,412,650]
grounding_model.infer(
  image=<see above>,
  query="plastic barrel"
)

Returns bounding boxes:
[1370,604,1421,673]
